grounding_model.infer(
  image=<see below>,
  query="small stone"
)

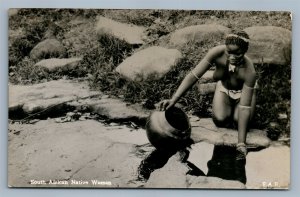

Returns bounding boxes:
[55,118,63,123]
[66,112,75,117]
[130,122,138,128]
[79,116,87,121]
[190,116,200,122]
[30,39,67,61]
[102,95,110,99]
[269,122,279,128]
[278,113,288,119]
[29,119,40,124]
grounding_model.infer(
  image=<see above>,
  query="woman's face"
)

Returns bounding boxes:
[225,44,245,66]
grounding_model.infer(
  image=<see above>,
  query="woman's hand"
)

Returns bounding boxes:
[158,99,176,111]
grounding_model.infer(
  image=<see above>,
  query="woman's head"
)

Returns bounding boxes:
[225,31,250,53]
[225,31,250,66]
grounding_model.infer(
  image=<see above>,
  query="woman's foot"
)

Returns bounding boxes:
[235,143,247,184]
[236,143,247,161]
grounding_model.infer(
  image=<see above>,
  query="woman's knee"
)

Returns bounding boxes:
[212,114,231,128]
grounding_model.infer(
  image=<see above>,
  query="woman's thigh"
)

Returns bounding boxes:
[212,82,233,121]
[233,89,256,122]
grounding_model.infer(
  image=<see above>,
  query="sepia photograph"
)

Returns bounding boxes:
[8,8,291,189]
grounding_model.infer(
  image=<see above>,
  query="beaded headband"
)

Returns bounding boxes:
[226,34,250,43]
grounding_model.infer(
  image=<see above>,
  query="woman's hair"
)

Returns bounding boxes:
[225,31,250,53]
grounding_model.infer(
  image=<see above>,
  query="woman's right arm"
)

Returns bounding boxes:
[160,45,224,110]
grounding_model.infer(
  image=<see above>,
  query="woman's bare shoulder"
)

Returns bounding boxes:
[244,55,256,73]
[209,45,226,54]
[206,45,226,60]
[241,55,256,86]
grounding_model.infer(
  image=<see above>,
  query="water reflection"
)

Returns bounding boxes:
[137,148,193,180]
[138,145,246,184]
[207,145,246,184]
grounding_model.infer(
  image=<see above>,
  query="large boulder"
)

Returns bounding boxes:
[8,79,150,121]
[116,46,182,81]
[244,26,292,65]
[8,79,100,115]
[197,82,217,95]
[198,70,215,83]
[169,24,231,47]
[30,39,67,61]
[195,70,217,95]
[95,16,146,45]
[34,57,82,72]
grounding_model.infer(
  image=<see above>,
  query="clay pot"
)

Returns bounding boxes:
[146,107,191,151]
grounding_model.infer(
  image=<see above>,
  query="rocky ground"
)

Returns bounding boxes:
[8,11,291,189]
[8,79,290,189]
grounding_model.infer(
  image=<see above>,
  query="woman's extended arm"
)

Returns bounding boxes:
[160,45,224,110]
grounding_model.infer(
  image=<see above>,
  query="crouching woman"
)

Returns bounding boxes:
[159,31,257,160]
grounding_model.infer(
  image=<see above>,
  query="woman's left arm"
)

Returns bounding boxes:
[238,63,256,143]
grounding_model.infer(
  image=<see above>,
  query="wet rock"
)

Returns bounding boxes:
[169,24,230,47]
[244,26,292,65]
[190,118,271,148]
[30,39,67,61]
[95,16,146,45]
[34,57,82,72]
[116,46,182,81]
[9,79,100,115]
